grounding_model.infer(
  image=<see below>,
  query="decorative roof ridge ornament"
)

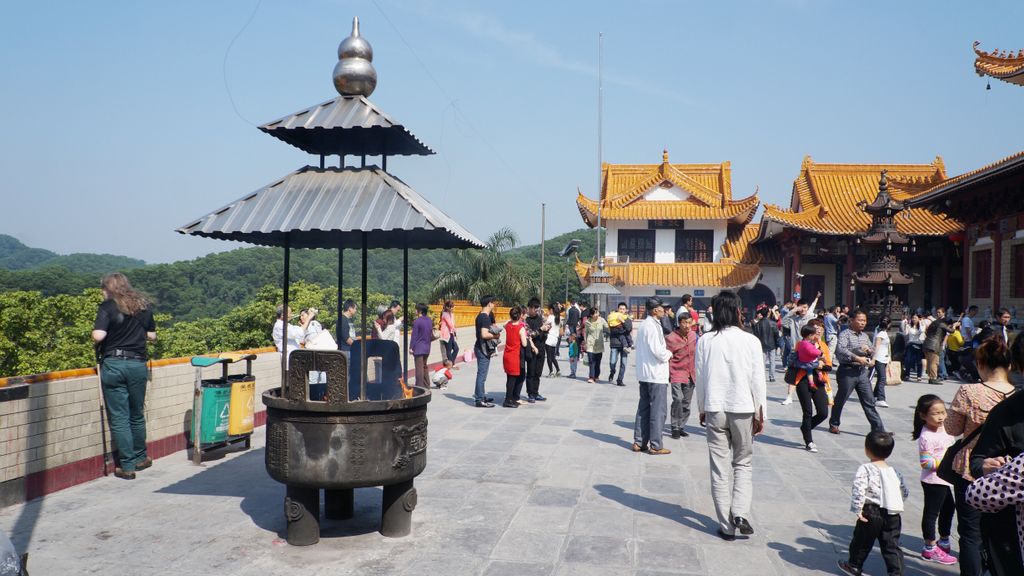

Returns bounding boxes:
[334,17,377,97]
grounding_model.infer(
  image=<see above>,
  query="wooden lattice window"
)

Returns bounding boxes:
[618,230,656,263]
[675,230,714,263]
[1014,245,1024,298]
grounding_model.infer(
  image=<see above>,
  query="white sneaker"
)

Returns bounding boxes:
[876,400,889,408]
[780,397,793,406]
[806,442,818,453]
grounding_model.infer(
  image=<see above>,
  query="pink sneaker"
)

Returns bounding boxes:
[937,540,952,553]
[922,546,957,565]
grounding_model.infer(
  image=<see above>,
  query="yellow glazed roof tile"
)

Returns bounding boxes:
[574,258,761,290]
[762,157,961,236]
[722,224,783,266]
[578,151,758,227]
[576,192,759,227]
[974,41,1024,85]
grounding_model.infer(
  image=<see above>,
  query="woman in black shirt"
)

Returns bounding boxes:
[91,273,156,480]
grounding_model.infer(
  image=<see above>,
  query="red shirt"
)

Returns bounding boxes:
[665,329,697,384]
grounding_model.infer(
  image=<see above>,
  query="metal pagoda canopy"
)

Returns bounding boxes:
[177,17,484,396]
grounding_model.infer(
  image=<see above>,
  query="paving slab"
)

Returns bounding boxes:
[0,351,963,575]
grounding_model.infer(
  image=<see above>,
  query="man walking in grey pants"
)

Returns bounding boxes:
[631,298,673,455]
[666,313,697,438]
[695,291,767,541]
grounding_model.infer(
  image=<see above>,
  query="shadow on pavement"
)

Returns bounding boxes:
[440,392,480,407]
[754,434,806,450]
[803,519,947,576]
[593,484,719,535]
[156,448,383,539]
[574,429,634,450]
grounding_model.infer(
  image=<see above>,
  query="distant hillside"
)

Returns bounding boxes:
[0,234,146,275]
[0,228,596,321]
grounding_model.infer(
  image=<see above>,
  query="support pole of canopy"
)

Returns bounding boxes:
[281,234,291,393]
[342,243,350,342]
[361,155,366,168]
[403,239,409,380]
[540,203,546,304]
[360,231,368,401]
[382,155,387,172]
[320,155,325,170]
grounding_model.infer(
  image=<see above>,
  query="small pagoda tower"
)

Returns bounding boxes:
[852,170,915,322]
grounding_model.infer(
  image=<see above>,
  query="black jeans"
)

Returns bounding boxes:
[920,482,954,542]
[440,336,459,365]
[905,344,923,378]
[847,503,904,576]
[796,379,828,445]
[953,476,985,576]
[873,360,888,401]
[588,352,603,380]
[830,365,885,432]
[545,345,558,374]
[526,352,544,397]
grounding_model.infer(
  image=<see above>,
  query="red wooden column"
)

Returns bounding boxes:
[792,235,802,299]
[845,248,856,307]
[963,235,970,309]
[939,240,949,306]
[993,231,1003,310]
[784,244,793,300]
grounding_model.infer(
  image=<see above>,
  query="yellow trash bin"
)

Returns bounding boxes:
[228,377,256,436]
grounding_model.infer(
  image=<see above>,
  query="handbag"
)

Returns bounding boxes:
[783,362,797,385]
[431,329,441,341]
[306,330,338,351]
[886,360,902,385]
[936,425,984,485]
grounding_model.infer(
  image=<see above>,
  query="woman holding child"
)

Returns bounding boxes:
[793,319,831,453]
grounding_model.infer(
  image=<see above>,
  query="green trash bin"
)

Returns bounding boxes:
[192,380,232,445]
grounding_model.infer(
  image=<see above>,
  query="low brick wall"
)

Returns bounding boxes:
[0,350,280,507]
[0,327,479,508]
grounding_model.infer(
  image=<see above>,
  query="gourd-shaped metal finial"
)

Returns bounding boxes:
[333,17,377,97]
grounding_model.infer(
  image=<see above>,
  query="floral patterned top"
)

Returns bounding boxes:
[965,453,1024,563]
[944,383,1017,481]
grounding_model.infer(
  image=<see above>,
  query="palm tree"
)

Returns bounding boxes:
[430,227,533,305]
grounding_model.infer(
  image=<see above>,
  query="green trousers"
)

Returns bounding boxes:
[100,358,149,471]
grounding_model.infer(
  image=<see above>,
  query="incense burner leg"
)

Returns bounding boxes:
[285,485,320,546]
[380,480,416,537]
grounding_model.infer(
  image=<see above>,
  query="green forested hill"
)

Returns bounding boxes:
[0,234,146,274]
[0,228,597,322]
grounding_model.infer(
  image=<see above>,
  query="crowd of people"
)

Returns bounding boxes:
[265,288,1024,575]
[462,289,1024,575]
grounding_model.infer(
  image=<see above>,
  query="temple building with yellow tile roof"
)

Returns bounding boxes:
[574,150,782,312]
[754,155,964,311]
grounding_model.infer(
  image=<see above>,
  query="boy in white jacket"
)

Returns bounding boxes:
[632,298,674,455]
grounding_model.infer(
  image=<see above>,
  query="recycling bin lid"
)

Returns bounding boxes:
[190,353,258,368]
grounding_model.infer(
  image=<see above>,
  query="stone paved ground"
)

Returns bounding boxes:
[1,353,964,575]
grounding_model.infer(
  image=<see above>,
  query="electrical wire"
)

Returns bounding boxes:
[222,0,264,127]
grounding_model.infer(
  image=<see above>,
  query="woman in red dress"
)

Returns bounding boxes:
[503,306,533,408]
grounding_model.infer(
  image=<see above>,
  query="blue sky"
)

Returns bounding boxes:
[1,0,1022,263]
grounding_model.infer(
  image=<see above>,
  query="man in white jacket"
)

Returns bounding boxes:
[695,291,767,541]
[632,298,674,455]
